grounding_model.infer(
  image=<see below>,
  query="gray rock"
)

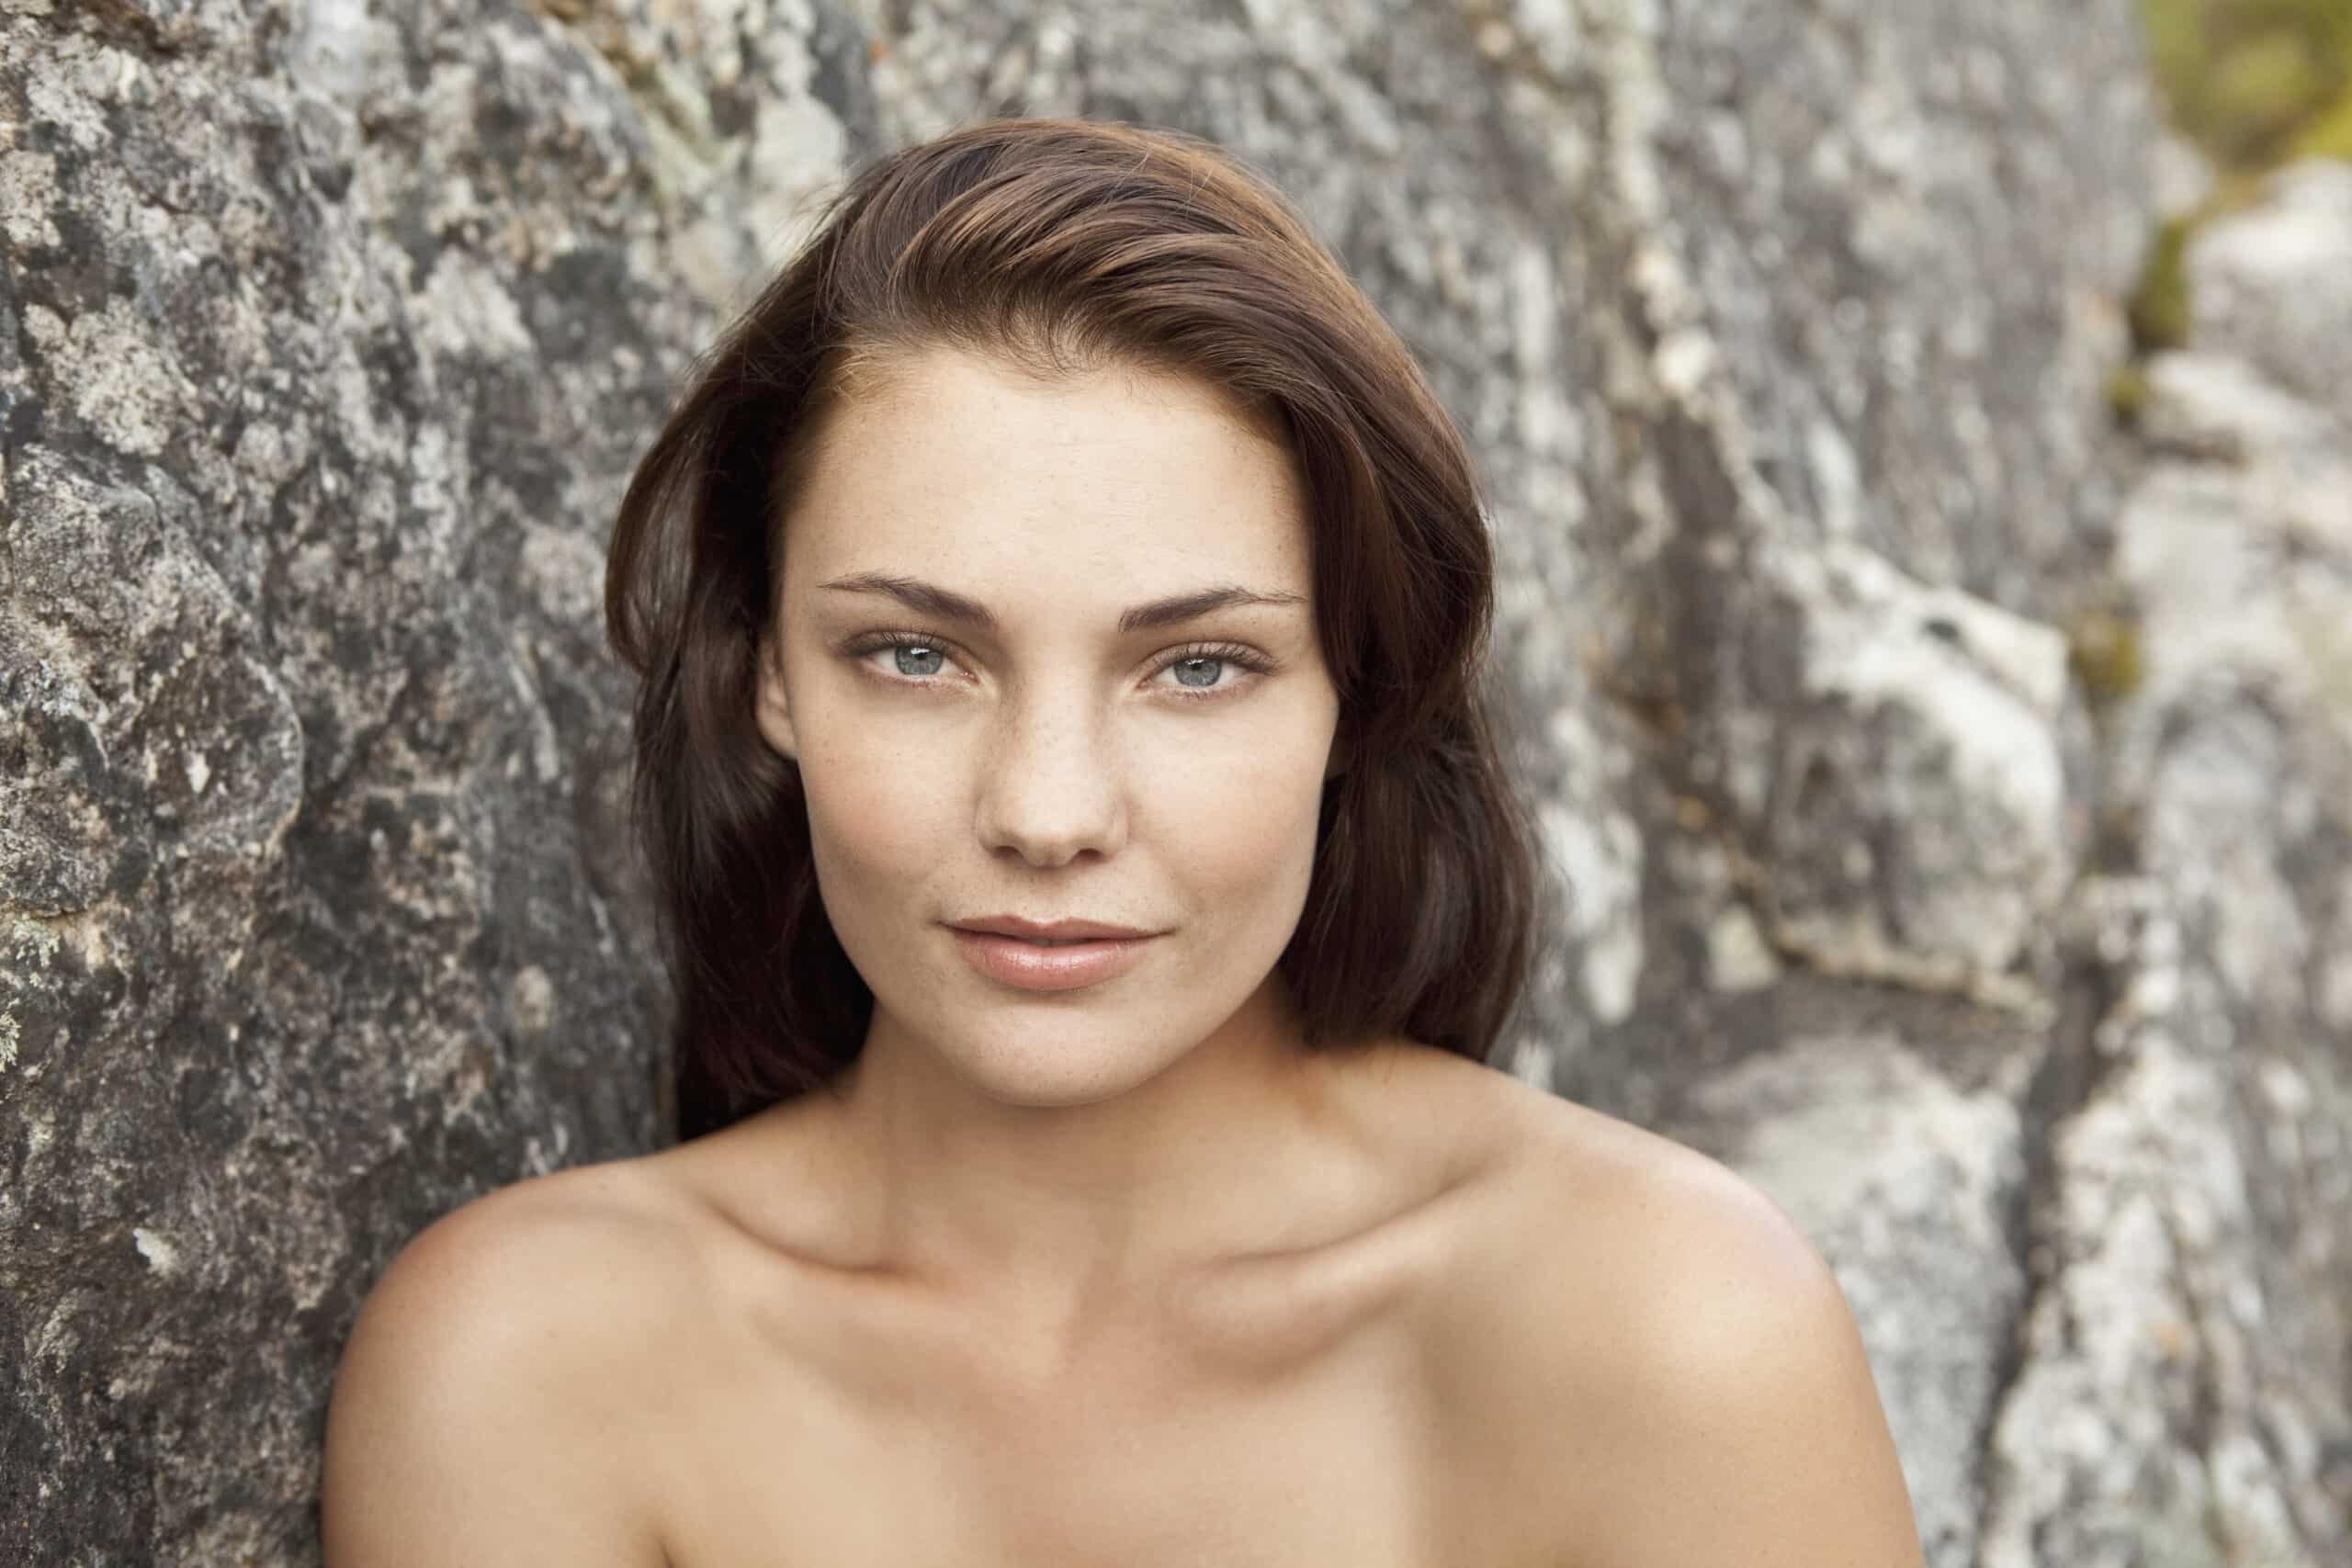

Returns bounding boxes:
[2137,348,2339,462]
[2,3,724,1557]
[1976,171,2352,1567]
[1600,0,2152,614]
[1980,893,2352,1568]
[2154,130,2218,220]
[2188,159,2352,427]
[1756,536,2075,1001]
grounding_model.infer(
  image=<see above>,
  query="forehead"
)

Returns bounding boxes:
[780,349,1312,595]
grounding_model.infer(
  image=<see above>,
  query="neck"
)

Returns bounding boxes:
[820,974,1366,1336]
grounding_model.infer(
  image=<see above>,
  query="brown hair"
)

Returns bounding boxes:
[605,117,1540,1141]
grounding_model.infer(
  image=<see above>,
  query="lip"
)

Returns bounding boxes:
[952,915,1159,942]
[946,923,1159,992]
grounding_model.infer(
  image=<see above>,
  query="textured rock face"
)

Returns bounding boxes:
[2186,159,2352,426]
[1,0,726,1554]
[8,0,2338,1564]
[1973,160,2352,1568]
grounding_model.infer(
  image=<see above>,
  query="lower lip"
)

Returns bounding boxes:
[948,928,1158,991]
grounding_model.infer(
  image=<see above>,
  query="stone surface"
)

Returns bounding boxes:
[0,0,746,1554]
[1975,161,2352,1568]
[1753,537,2076,998]
[9,1,2341,1565]
[2188,158,2352,425]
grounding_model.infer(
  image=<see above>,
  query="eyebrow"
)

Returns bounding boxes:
[817,572,1308,634]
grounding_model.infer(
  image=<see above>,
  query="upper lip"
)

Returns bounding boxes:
[951,915,1158,941]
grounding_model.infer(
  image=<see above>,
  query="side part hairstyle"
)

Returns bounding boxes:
[605,116,1539,1141]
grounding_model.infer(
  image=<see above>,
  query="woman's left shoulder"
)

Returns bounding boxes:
[1444,1081,1928,1565]
[1520,1089,1843,1325]
[1440,1076,1846,1350]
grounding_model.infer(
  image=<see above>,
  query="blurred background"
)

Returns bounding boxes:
[2144,0,2352,171]
[3,0,2349,1564]
[2123,0,2352,368]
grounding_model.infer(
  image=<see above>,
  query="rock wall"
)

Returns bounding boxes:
[1973,156,2352,1567]
[4,0,2341,1562]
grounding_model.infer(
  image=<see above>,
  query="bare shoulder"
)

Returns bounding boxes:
[322,1160,691,1566]
[1447,1085,1926,1567]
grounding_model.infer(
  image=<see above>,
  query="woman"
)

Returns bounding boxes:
[322,117,1924,1565]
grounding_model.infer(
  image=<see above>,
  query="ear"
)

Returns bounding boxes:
[753,635,799,763]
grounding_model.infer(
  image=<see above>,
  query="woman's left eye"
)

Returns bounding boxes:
[1148,643,1275,698]
[1157,653,1236,693]
[883,641,952,679]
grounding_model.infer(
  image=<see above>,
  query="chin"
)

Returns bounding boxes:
[936,1014,1202,1109]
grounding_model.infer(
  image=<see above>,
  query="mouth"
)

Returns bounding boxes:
[947,915,1159,942]
[945,924,1159,992]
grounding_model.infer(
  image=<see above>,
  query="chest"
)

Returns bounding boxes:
[652,1325,1525,1568]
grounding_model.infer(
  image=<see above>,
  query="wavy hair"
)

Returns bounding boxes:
[605,117,1539,1140]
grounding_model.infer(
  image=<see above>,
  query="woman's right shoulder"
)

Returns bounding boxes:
[433,1149,684,1272]
[347,1157,697,1362]
[321,1159,692,1565]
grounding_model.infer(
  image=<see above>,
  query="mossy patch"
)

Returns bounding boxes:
[2069,606,2148,706]
[2126,216,2199,354]
[2143,0,2352,175]
[2105,362,2156,425]
[2295,82,2352,155]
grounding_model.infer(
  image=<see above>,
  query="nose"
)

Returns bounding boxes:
[973,695,1127,868]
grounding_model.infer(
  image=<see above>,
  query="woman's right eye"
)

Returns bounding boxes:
[846,633,963,683]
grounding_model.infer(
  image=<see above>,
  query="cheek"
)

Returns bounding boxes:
[797,719,958,902]
[1138,708,1331,897]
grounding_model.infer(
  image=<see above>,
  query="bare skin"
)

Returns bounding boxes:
[322,1037,1925,1567]
[631,1036,1540,1566]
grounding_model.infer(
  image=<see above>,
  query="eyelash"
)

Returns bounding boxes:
[842,629,1277,703]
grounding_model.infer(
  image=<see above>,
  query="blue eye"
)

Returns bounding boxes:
[845,631,1275,702]
[1170,657,1225,689]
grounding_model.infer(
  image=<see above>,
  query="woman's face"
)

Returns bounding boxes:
[755,348,1342,1107]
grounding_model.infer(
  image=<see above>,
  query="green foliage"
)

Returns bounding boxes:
[2143,0,2352,172]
